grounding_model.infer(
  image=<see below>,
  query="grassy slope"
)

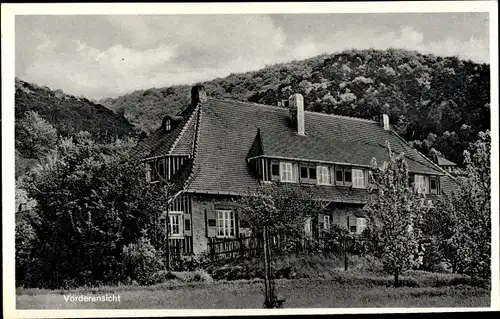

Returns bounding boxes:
[17,272,490,309]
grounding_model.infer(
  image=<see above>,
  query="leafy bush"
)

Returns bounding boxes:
[122,237,165,286]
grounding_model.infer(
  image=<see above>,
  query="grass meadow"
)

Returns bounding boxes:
[17,269,490,309]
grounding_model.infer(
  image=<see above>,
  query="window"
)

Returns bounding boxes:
[335,168,344,183]
[317,165,331,185]
[430,176,438,194]
[344,169,352,183]
[356,218,367,234]
[216,210,235,238]
[352,169,366,188]
[280,161,296,182]
[309,167,317,180]
[349,217,368,234]
[165,119,171,131]
[414,174,428,193]
[300,164,317,184]
[300,166,308,179]
[323,215,331,230]
[335,167,352,186]
[164,211,183,237]
[271,163,280,177]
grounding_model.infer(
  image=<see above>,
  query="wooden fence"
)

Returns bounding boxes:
[207,232,366,260]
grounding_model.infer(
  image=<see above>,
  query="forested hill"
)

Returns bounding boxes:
[101,49,490,167]
[15,78,138,177]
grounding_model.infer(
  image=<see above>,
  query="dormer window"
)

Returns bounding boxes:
[165,119,171,131]
[335,166,352,187]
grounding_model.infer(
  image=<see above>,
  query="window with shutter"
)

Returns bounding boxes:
[317,165,331,185]
[216,210,235,238]
[280,161,296,183]
[352,169,366,188]
[164,211,183,238]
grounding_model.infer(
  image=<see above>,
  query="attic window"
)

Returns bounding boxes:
[165,119,171,131]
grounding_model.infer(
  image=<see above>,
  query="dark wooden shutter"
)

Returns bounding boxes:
[206,209,217,238]
[184,214,192,236]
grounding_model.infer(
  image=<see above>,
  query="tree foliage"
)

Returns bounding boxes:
[15,110,57,159]
[17,132,170,288]
[423,131,491,278]
[364,143,427,286]
[235,183,327,238]
[15,79,139,177]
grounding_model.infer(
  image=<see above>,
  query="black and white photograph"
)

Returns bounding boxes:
[2,1,498,317]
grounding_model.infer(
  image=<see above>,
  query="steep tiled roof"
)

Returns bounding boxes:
[183,98,445,196]
[170,109,199,156]
[129,105,197,161]
[437,156,457,166]
[132,97,458,200]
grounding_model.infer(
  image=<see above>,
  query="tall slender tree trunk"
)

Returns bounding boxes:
[263,225,270,307]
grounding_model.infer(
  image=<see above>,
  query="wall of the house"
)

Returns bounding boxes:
[188,193,368,255]
[327,202,366,229]
[190,194,240,255]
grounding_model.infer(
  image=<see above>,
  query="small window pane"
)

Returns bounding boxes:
[344,170,352,183]
[271,164,280,176]
[336,170,343,182]
[300,167,308,178]
[309,167,317,179]
[430,178,437,190]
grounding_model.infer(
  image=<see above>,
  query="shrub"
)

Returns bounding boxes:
[122,237,165,285]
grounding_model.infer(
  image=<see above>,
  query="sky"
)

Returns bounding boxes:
[15,13,490,99]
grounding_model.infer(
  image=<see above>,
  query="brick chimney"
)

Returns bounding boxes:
[191,85,207,106]
[382,114,390,131]
[289,93,305,136]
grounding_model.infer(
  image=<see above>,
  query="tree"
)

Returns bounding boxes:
[364,143,427,287]
[235,183,327,307]
[15,110,57,158]
[19,132,170,288]
[429,131,490,277]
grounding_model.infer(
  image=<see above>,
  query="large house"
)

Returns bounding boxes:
[131,85,457,255]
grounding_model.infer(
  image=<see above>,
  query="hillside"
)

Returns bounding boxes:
[15,78,138,177]
[100,49,490,166]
